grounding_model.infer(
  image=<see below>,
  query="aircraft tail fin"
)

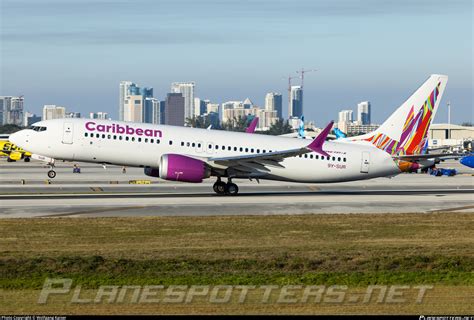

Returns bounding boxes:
[354,74,448,155]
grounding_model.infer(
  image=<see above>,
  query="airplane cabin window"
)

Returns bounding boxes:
[145,138,148,143]
[132,137,135,141]
[227,146,231,151]
[208,144,212,149]
[310,155,313,159]
[343,158,346,162]
[234,147,237,151]
[151,139,154,143]
[84,132,88,137]
[96,134,100,138]
[251,148,254,153]
[192,143,196,147]
[169,140,173,145]
[126,136,129,141]
[338,157,341,161]
[181,142,185,146]
[157,139,160,144]
[102,134,105,139]
[113,135,117,140]
[197,143,201,148]
[138,138,142,142]
[119,136,123,140]
[245,148,248,152]
[108,135,111,139]
[222,145,225,150]
[239,147,243,152]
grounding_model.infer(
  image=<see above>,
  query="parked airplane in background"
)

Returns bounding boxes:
[10,74,448,195]
[460,154,474,168]
[0,140,32,162]
[333,128,347,139]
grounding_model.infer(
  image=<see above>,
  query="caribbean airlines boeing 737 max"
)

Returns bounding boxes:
[10,74,447,195]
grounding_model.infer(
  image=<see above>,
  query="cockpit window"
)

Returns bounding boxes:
[29,126,47,132]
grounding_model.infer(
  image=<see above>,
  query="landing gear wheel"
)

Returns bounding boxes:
[213,181,227,195]
[24,157,31,162]
[47,170,56,179]
[225,182,239,196]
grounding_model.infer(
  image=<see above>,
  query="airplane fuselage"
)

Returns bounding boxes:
[13,118,400,183]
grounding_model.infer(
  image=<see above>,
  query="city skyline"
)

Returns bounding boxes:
[1,0,472,125]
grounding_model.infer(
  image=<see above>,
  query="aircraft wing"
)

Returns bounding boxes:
[205,121,333,175]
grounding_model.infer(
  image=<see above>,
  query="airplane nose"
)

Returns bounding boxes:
[9,130,26,147]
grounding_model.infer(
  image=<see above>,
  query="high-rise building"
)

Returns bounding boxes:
[119,81,134,121]
[357,101,371,125]
[257,109,278,130]
[119,81,153,122]
[0,96,24,125]
[194,98,208,117]
[171,82,195,123]
[206,103,219,114]
[159,101,166,125]
[243,98,253,109]
[290,86,303,118]
[165,93,185,126]
[338,110,353,123]
[143,97,160,124]
[65,112,81,118]
[89,112,109,120]
[43,105,66,120]
[23,112,41,127]
[265,92,282,119]
[123,95,143,122]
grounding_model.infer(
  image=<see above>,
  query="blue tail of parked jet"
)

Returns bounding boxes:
[298,116,305,138]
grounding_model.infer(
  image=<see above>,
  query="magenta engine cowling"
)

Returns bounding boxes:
[159,154,211,183]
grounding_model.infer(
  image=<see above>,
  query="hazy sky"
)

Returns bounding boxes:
[1,0,472,125]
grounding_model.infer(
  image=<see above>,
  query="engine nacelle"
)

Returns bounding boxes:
[9,151,22,161]
[159,154,210,183]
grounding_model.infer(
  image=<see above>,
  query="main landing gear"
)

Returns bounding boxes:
[213,177,239,196]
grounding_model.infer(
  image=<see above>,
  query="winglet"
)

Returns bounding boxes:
[245,117,259,133]
[307,121,334,157]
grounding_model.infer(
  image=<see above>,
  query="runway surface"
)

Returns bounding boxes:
[1,159,473,218]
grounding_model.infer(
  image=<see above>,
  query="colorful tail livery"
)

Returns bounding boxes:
[353,74,448,155]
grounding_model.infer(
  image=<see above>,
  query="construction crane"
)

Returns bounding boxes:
[296,68,317,88]
[283,74,298,118]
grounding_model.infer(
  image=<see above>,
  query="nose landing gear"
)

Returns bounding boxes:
[47,162,56,179]
[213,178,239,196]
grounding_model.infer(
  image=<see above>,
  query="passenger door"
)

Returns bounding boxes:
[62,122,74,144]
[360,151,370,173]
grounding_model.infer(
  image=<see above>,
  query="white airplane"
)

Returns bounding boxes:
[10,74,447,195]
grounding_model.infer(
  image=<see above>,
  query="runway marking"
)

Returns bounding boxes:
[429,205,474,213]
[90,187,104,192]
[38,205,148,217]
[1,188,473,199]
[307,185,320,191]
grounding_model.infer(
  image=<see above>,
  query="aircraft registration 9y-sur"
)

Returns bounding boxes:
[10,74,447,195]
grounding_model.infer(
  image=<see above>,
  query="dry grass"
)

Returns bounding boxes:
[0,212,473,314]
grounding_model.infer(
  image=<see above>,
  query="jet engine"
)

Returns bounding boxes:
[158,154,211,183]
